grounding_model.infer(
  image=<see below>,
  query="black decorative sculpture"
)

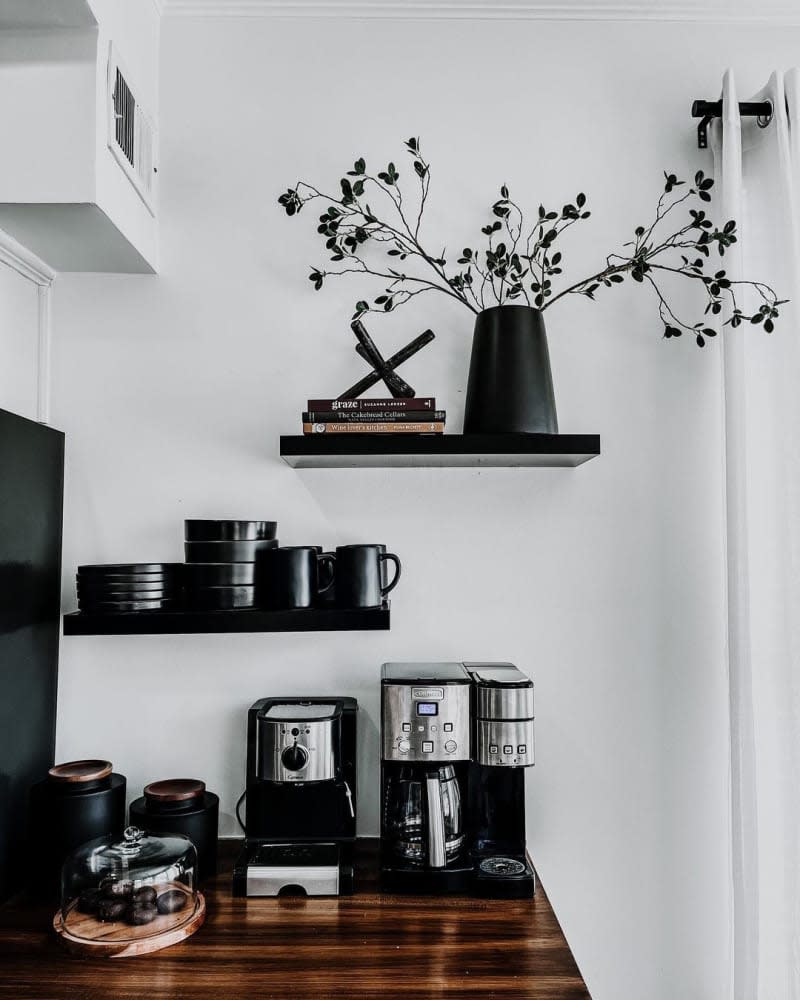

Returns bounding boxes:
[338,320,435,400]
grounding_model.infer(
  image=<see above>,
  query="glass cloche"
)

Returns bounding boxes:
[55,826,205,956]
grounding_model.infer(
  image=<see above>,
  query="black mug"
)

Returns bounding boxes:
[333,544,401,609]
[257,546,335,610]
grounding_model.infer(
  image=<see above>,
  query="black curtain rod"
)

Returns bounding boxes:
[691,99,773,149]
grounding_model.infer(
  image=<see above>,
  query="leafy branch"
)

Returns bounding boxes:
[279,140,786,345]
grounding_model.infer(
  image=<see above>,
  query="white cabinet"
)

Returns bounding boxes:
[0,0,159,273]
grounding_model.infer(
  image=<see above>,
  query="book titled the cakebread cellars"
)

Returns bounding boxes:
[303,422,444,434]
[303,410,446,423]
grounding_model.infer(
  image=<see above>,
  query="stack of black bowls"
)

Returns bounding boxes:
[183,520,278,610]
[76,564,184,613]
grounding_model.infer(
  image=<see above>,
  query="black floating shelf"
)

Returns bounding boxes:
[280,433,600,469]
[63,604,390,636]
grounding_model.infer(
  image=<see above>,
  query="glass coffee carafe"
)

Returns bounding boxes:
[384,765,465,867]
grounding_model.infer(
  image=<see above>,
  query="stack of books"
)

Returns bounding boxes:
[302,397,445,435]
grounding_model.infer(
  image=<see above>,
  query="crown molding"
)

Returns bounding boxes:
[160,0,800,23]
[0,227,56,425]
[0,227,56,287]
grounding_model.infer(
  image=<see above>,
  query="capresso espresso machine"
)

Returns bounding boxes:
[380,662,535,897]
[233,697,357,896]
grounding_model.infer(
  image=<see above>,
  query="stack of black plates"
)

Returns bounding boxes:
[76,564,184,614]
[183,520,278,610]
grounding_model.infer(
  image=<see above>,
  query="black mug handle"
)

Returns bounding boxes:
[379,552,401,596]
[317,553,336,595]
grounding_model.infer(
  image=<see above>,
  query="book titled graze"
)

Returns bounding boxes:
[303,422,444,435]
[307,397,436,412]
[303,410,446,423]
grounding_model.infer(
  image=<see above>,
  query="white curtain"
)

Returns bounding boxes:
[713,69,800,999]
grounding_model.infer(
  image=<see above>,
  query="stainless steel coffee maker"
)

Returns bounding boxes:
[233,697,357,897]
[381,663,473,893]
[380,662,535,897]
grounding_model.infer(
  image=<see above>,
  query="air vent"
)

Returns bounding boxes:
[107,44,156,214]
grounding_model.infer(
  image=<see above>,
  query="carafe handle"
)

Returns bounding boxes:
[425,773,446,869]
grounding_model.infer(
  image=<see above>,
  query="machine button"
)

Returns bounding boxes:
[444,740,457,754]
[280,744,309,771]
[422,741,434,753]
[402,723,411,732]
[443,723,453,733]
[398,739,410,754]
[417,725,424,733]
[290,727,299,736]
[489,745,498,754]
[503,745,513,755]
[518,744,527,754]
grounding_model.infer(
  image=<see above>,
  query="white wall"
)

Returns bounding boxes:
[48,14,800,1000]
[0,260,41,422]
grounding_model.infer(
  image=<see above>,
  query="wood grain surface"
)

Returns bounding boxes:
[0,840,590,999]
[47,760,112,783]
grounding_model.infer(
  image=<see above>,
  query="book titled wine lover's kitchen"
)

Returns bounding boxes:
[307,397,436,412]
[303,422,444,434]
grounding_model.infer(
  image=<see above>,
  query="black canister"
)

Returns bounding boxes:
[129,779,219,881]
[29,759,127,898]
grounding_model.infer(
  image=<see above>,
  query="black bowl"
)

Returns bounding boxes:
[183,563,256,587]
[183,586,255,610]
[184,539,279,564]
[184,520,277,542]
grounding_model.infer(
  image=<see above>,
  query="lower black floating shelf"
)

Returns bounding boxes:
[280,433,600,469]
[63,604,390,636]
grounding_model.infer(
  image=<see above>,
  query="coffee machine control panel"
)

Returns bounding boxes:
[465,663,535,768]
[382,664,472,763]
[257,702,339,783]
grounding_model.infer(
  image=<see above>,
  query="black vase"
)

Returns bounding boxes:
[463,305,558,434]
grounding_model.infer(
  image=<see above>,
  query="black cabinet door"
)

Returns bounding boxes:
[0,407,64,901]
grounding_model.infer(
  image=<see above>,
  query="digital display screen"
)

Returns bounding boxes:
[416,702,438,716]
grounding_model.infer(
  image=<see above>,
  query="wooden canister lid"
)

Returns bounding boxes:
[48,760,113,784]
[144,779,206,804]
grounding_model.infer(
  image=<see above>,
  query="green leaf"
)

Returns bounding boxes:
[348,157,366,176]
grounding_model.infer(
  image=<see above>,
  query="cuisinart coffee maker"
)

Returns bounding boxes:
[233,697,357,896]
[380,662,534,897]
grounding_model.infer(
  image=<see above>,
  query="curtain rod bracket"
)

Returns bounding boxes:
[691,99,773,149]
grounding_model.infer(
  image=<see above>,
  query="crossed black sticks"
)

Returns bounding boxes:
[337,320,435,400]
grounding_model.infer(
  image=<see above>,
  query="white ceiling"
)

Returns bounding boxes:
[159,0,800,22]
[0,0,96,30]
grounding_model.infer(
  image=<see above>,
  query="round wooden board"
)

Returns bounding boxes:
[53,889,205,958]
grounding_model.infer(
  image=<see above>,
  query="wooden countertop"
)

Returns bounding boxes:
[0,840,590,999]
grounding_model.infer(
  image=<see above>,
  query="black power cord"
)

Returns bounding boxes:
[235,790,246,832]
